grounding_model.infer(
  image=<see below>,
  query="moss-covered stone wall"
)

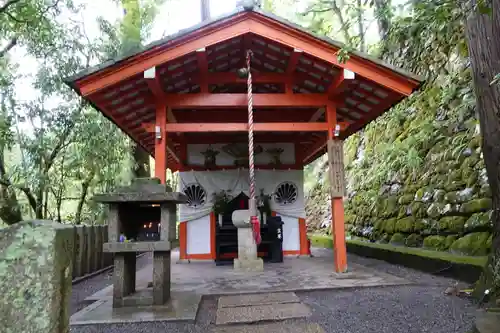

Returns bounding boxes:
[306,67,493,257]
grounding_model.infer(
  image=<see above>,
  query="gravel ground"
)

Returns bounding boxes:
[70,253,152,315]
[70,251,478,333]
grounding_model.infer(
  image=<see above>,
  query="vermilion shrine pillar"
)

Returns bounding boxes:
[154,102,167,184]
[326,103,348,273]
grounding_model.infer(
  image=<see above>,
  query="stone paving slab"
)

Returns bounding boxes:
[218,292,300,308]
[216,302,312,325]
[475,310,500,333]
[213,322,325,333]
[70,291,201,325]
[85,249,410,302]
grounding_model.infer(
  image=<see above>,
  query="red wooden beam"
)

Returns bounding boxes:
[196,48,209,93]
[171,109,315,123]
[154,101,167,183]
[183,164,302,171]
[142,122,330,133]
[302,134,327,164]
[327,72,345,96]
[181,133,302,144]
[146,76,165,100]
[164,93,328,108]
[207,72,286,84]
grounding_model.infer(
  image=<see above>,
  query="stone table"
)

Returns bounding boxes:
[93,177,187,307]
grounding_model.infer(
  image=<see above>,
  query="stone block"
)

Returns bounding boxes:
[102,227,113,267]
[234,226,263,271]
[218,292,300,308]
[107,204,120,243]
[103,241,171,252]
[215,302,311,325]
[0,220,74,333]
[153,251,171,305]
[160,203,177,241]
[234,258,264,271]
[112,253,136,308]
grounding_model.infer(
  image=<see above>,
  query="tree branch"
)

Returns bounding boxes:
[0,37,17,58]
[0,0,22,14]
[43,100,86,174]
[2,0,62,24]
[0,177,38,213]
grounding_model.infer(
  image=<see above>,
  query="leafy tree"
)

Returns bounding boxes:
[0,0,77,59]
[95,0,166,180]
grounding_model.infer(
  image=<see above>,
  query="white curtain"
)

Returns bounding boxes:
[178,169,305,221]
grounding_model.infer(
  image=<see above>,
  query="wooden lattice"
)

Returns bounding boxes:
[327,139,345,198]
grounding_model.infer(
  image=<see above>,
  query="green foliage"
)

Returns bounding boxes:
[384,0,466,79]
[449,232,491,256]
[0,0,143,225]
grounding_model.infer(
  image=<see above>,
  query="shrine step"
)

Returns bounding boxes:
[218,292,300,308]
[475,310,500,333]
[215,292,311,325]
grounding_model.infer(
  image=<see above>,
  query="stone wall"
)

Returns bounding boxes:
[306,68,493,257]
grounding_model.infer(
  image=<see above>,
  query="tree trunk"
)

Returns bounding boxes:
[133,144,150,178]
[331,0,351,44]
[374,0,391,56]
[356,0,365,51]
[464,0,500,295]
[121,0,151,179]
[75,172,95,225]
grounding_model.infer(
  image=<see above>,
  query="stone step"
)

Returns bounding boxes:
[475,310,500,333]
[213,322,325,333]
[218,292,300,308]
[216,302,311,325]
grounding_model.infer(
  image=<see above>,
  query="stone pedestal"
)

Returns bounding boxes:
[232,209,264,271]
[93,177,187,308]
[113,252,137,307]
[0,220,74,333]
[153,251,171,305]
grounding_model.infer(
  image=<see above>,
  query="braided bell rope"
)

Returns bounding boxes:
[246,49,255,212]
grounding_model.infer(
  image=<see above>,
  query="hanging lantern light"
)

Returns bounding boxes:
[237,67,249,79]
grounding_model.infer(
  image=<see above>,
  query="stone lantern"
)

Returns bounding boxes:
[93,177,187,308]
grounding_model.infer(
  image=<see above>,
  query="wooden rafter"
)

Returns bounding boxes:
[343,91,401,138]
[301,134,327,164]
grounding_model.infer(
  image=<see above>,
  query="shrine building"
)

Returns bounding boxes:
[66,5,422,272]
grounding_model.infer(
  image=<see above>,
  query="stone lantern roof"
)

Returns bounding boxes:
[93,178,188,204]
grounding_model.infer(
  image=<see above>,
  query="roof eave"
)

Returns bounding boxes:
[64,6,423,89]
